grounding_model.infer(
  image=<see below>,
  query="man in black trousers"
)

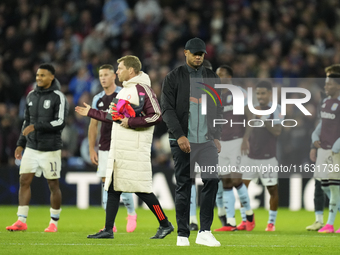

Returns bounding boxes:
[77,55,174,240]
[161,38,223,247]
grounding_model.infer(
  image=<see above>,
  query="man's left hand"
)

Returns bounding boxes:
[23,124,35,136]
[120,117,129,128]
[214,139,221,153]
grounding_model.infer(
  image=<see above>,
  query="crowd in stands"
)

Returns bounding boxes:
[1,0,340,170]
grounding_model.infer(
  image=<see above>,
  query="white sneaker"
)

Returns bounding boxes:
[195,230,221,247]
[306,221,324,231]
[177,236,190,246]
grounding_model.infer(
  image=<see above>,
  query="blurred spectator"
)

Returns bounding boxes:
[100,0,128,37]
[134,0,162,24]
[75,10,93,39]
[0,113,20,166]
[61,94,79,160]
[86,0,103,25]
[39,41,57,63]
[82,29,105,56]
[56,26,81,62]
[62,2,79,28]
[69,66,95,105]
[0,57,10,103]
[134,0,162,34]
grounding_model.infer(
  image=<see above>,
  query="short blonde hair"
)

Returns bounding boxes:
[117,55,142,74]
[325,64,340,74]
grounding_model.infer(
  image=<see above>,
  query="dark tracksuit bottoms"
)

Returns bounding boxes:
[105,178,169,230]
[170,140,219,237]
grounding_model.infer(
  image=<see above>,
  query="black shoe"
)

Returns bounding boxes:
[87,228,114,239]
[218,215,227,227]
[189,223,198,231]
[150,222,174,239]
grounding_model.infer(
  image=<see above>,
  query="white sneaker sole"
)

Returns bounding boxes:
[195,239,221,247]
[306,227,323,231]
[177,243,190,246]
[177,237,190,246]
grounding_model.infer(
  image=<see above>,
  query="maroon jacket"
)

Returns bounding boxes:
[88,84,162,128]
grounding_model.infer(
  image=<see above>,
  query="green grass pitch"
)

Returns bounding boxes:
[1,206,340,254]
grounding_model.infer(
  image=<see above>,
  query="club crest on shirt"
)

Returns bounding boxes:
[331,103,338,111]
[226,95,232,103]
[127,94,131,100]
[98,102,104,107]
[43,100,51,109]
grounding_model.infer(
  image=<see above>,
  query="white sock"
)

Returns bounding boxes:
[102,183,108,210]
[217,207,226,217]
[121,192,135,215]
[245,209,254,216]
[17,206,29,223]
[190,215,198,224]
[227,217,236,226]
[316,213,323,224]
[50,208,61,227]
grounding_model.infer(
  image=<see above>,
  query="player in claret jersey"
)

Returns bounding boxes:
[307,64,340,231]
[241,80,283,232]
[89,64,137,233]
[214,65,255,232]
[312,73,340,233]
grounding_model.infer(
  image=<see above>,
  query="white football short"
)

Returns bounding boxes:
[315,148,340,180]
[218,138,245,176]
[97,150,109,177]
[242,157,278,186]
[20,148,61,179]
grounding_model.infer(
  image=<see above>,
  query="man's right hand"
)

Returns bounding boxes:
[89,149,98,165]
[75,102,91,116]
[314,140,321,149]
[14,146,24,160]
[178,136,191,153]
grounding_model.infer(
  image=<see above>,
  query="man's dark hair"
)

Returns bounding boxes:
[39,63,55,75]
[218,65,233,77]
[203,60,213,70]
[256,80,272,91]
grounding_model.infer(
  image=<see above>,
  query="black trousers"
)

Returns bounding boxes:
[170,140,219,237]
[105,178,168,230]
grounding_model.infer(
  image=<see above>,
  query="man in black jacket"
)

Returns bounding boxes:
[161,38,223,247]
[6,63,68,233]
